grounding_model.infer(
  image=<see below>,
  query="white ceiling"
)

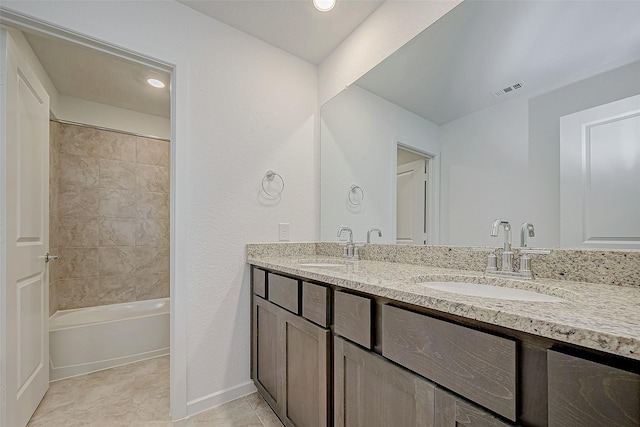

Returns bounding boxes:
[356,0,640,125]
[22,0,382,118]
[177,0,384,65]
[25,32,171,118]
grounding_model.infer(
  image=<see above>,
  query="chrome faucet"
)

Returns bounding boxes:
[520,222,535,247]
[367,228,382,243]
[490,219,513,272]
[337,226,356,259]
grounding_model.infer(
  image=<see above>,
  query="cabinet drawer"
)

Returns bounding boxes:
[302,282,330,327]
[382,305,517,421]
[268,273,300,314]
[252,268,266,299]
[334,291,372,348]
[547,349,640,427]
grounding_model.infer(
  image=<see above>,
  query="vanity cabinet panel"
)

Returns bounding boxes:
[253,296,283,411]
[435,388,513,427]
[334,291,372,349]
[334,336,435,427]
[253,295,330,427]
[283,310,330,427]
[302,282,330,327]
[253,267,267,298]
[381,304,517,421]
[269,273,300,314]
[547,349,640,427]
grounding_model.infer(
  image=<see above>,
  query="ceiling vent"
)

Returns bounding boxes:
[491,81,525,98]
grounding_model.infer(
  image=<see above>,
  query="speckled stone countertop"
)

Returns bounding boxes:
[247,250,640,362]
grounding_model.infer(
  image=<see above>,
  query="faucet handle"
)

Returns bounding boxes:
[472,247,498,272]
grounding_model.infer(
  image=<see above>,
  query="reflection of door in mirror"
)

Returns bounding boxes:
[396,147,428,245]
[560,93,640,249]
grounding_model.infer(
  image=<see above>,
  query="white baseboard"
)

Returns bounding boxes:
[186,380,257,418]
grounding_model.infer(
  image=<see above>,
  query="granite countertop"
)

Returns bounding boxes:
[248,255,640,362]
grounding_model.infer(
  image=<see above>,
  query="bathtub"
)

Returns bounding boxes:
[49,298,169,381]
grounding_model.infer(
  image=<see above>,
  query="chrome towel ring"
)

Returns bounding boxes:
[262,170,284,196]
[348,184,364,205]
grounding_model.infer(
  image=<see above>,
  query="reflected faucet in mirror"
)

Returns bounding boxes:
[520,223,535,247]
[367,228,382,244]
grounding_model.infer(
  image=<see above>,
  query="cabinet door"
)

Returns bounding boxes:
[334,336,435,427]
[282,310,330,427]
[548,350,640,427]
[435,388,512,427]
[253,296,285,413]
[253,296,330,427]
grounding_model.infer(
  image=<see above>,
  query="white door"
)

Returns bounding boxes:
[396,159,427,244]
[1,30,51,427]
[560,93,640,248]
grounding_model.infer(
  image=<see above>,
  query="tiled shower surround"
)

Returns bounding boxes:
[49,121,170,312]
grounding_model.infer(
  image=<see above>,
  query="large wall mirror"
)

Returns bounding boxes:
[320,0,640,249]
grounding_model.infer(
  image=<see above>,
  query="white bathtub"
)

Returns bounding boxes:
[49,298,169,381]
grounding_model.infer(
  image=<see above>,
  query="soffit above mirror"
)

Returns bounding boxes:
[177,0,384,65]
[356,0,640,125]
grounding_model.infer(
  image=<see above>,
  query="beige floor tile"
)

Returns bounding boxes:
[28,355,286,427]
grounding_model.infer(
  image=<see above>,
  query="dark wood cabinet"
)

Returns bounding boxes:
[435,388,512,427]
[252,293,330,427]
[334,336,436,427]
[547,349,640,427]
[382,304,517,421]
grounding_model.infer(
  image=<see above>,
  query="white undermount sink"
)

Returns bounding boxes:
[420,281,566,302]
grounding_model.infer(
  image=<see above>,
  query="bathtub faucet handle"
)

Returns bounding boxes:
[44,252,59,263]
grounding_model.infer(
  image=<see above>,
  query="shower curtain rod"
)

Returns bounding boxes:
[50,117,170,142]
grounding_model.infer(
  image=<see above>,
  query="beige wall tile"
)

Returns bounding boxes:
[100,218,136,246]
[99,246,135,277]
[57,248,99,280]
[58,216,99,248]
[136,137,169,167]
[100,159,137,190]
[60,154,99,187]
[100,188,136,218]
[58,185,100,217]
[56,278,100,310]
[135,246,169,276]
[50,214,59,250]
[135,219,169,247]
[134,274,169,300]
[98,275,137,305]
[136,164,169,193]
[59,124,100,157]
[100,131,136,162]
[136,192,169,219]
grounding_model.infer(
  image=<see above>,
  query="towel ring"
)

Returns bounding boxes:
[262,170,284,197]
[348,184,364,205]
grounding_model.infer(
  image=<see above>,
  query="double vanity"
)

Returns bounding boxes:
[247,242,640,427]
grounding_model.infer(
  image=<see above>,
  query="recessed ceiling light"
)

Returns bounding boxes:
[313,0,335,12]
[147,78,166,89]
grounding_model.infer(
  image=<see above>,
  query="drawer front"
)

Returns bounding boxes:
[382,305,517,421]
[268,273,300,314]
[548,350,640,427]
[252,267,266,299]
[334,291,372,348]
[302,282,330,327]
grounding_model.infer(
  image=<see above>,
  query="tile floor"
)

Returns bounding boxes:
[27,356,284,426]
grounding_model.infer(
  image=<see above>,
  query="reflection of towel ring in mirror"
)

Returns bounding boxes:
[348,185,364,205]
[262,170,285,197]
